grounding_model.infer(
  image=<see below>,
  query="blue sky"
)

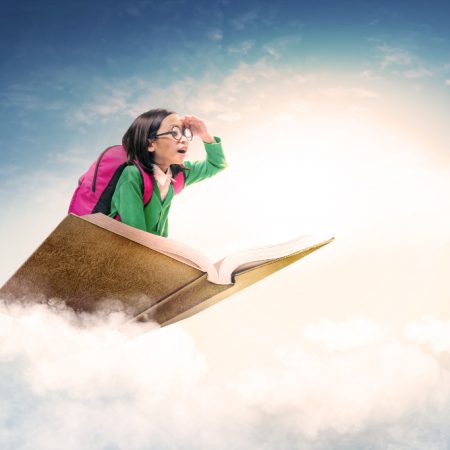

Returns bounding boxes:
[2,1,450,449]
[1,0,450,173]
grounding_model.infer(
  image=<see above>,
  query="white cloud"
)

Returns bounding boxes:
[377,45,413,69]
[375,45,434,80]
[1,81,67,112]
[208,29,223,41]
[226,40,254,54]
[217,112,242,122]
[230,9,259,30]
[239,340,445,439]
[316,86,379,99]
[262,34,302,59]
[141,58,305,132]
[72,90,130,124]
[406,316,450,353]
[360,69,383,80]
[2,306,450,449]
[46,145,97,166]
[125,58,284,125]
[403,68,433,79]
[62,56,377,138]
[304,317,385,351]
[445,79,450,86]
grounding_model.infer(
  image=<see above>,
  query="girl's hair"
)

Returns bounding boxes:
[121,108,184,176]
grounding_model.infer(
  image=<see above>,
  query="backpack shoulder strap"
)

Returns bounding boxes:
[132,161,154,206]
[172,171,185,195]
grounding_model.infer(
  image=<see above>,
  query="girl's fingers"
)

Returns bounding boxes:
[181,115,207,136]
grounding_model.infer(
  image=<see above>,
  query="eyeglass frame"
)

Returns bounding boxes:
[150,125,193,142]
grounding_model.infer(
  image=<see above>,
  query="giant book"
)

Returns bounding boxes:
[0,214,334,326]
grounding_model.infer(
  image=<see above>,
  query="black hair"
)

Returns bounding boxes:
[121,108,185,176]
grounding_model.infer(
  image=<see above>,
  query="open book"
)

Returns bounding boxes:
[0,214,334,326]
[82,213,334,285]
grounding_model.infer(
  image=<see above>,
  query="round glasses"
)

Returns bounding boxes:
[153,126,193,142]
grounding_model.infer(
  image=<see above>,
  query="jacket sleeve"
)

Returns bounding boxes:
[109,165,147,232]
[183,136,227,187]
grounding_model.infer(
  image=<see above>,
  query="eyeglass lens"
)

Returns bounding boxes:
[172,126,193,141]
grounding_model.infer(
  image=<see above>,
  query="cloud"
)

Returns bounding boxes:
[2,306,450,449]
[71,89,131,125]
[46,145,98,166]
[374,44,435,81]
[262,34,302,59]
[406,316,450,353]
[317,87,379,99]
[377,45,413,69]
[121,57,378,131]
[119,58,284,125]
[208,29,223,41]
[445,79,450,86]
[58,56,380,137]
[238,342,445,440]
[403,68,433,79]
[0,89,64,112]
[360,69,383,80]
[226,40,254,54]
[304,317,385,351]
[0,302,211,449]
[230,9,259,30]
[216,111,242,122]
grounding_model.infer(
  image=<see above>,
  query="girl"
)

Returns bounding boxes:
[108,108,227,237]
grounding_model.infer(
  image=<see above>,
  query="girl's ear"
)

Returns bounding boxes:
[147,139,155,153]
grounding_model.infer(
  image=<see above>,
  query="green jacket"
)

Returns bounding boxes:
[108,136,227,237]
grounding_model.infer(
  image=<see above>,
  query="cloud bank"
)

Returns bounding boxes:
[1,302,450,450]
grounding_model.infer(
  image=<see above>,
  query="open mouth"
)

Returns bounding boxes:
[177,149,187,154]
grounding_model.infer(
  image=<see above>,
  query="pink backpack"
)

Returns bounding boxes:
[68,145,185,217]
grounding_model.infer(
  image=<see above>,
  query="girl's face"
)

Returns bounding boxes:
[148,113,190,171]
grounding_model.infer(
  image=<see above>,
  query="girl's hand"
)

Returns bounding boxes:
[181,115,215,143]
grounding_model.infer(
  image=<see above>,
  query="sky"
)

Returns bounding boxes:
[1,0,450,449]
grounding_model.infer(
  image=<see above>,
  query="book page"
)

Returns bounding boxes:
[80,213,217,276]
[80,214,333,286]
[216,235,335,284]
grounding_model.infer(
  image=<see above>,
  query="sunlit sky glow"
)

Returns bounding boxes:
[1,1,450,448]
